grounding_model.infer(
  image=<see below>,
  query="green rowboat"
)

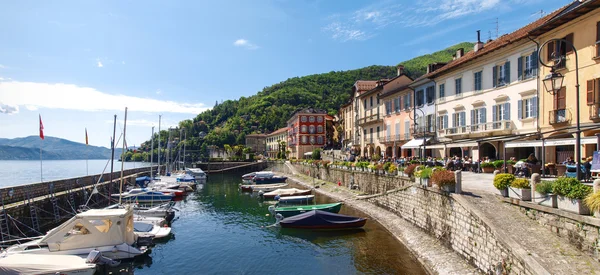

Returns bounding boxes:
[273,202,343,217]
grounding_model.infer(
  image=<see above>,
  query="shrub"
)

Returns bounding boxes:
[552,177,581,197]
[493,173,515,190]
[480,162,495,168]
[584,192,600,212]
[372,154,382,162]
[535,181,554,194]
[416,167,433,179]
[312,149,321,160]
[431,170,455,187]
[387,163,398,174]
[383,162,392,172]
[410,160,420,164]
[492,160,505,169]
[511,178,531,189]
[367,164,377,171]
[507,160,517,165]
[568,184,592,200]
[404,164,418,177]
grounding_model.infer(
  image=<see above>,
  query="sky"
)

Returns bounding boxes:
[0,0,569,148]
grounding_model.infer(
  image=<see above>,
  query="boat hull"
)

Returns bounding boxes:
[262,190,312,199]
[254,176,287,184]
[273,202,343,218]
[3,242,146,260]
[280,219,367,229]
[240,183,288,192]
[278,210,367,229]
[277,195,314,204]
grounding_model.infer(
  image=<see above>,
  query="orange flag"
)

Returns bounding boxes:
[39,115,44,140]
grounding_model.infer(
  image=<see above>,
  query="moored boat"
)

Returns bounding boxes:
[185,168,207,184]
[0,253,97,275]
[111,188,174,203]
[240,183,288,192]
[278,210,367,229]
[133,222,171,239]
[269,202,343,218]
[260,188,311,199]
[276,195,314,204]
[253,175,287,184]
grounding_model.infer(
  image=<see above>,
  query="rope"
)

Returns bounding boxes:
[8,215,42,237]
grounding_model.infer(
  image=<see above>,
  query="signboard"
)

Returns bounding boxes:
[592,151,600,171]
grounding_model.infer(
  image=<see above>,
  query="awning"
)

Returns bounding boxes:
[505,136,597,148]
[401,138,430,149]
[427,141,478,149]
[304,152,313,156]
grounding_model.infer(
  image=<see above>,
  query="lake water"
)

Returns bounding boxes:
[104,173,426,275]
[0,159,150,186]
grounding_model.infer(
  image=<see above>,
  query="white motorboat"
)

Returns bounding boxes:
[185,168,207,184]
[2,207,147,260]
[111,188,174,203]
[251,183,289,193]
[133,222,171,239]
[106,202,175,221]
[134,215,166,226]
[0,253,97,275]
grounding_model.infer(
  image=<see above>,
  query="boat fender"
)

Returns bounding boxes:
[258,190,264,196]
[274,195,281,201]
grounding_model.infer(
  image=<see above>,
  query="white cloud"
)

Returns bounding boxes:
[0,102,19,114]
[322,22,371,42]
[97,60,103,68]
[25,105,38,111]
[0,64,6,69]
[233,39,259,50]
[0,81,209,114]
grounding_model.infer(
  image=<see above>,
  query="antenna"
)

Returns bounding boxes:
[495,18,499,39]
[530,9,545,19]
[488,30,492,41]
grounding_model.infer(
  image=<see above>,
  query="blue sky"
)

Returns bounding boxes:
[0,0,568,148]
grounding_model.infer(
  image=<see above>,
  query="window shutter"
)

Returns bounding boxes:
[504,102,510,120]
[531,52,538,77]
[444,115,448,129]
[493,66,498,87]
[460,112,466,126]
[532,97,538,118]
[518,57,523,81]
[517,100,523,120]
[588,80,594,105]
[492,105,497,122]
[558,87,566,109]
[505,61,511,83]
[481,107,487,123]
[565,33,574,53]
[547,41,555,61]
[470,110,475,125]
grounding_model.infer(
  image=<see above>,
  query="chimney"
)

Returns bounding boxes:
[474,30,484,52]
[397,64,405,76]
[455,48,464,59]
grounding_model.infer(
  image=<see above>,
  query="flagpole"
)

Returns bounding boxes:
[158,115,161,176]
[39,114,43,183]
[119,107,128,205]
[85,128,89,176]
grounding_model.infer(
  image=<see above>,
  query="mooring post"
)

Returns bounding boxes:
[454,170,462,194]
[531,173,541,203]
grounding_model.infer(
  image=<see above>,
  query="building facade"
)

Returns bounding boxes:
[245,134,266,155]
[339,102,353,151]
[408,75,439,158]
[351,80,379,157]
[266,127,288,159]
[379,67,414,158]
[287,108,327,159]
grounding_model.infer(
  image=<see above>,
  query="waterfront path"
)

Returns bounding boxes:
[283,163,481,275]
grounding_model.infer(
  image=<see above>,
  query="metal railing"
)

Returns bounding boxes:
[589,104,600,120]
[358,113,381,125]
[444,120,512,135]
[549,109,571,125]
[378,134,406,143]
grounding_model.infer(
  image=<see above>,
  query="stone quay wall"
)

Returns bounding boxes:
[280,163,534,274]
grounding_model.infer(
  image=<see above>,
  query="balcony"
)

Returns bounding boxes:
[443,120,513,137]
[379,135,406,144]
[412,125,435,137]
[549,109,571,125]
[589,104,600,121]
[366,138,374,144]
[357,113,382,125]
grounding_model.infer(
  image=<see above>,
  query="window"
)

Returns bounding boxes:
[370,96,373,107]
[395,122,400,138]
[587,79,600,105]
[493,62,510,87]
[439,84,445,98]
[376,126,380,138]
[394,97,400,113]
[317,116,323,123]
[386,124,391,139]
[452,112,466,127]
[364,99,367,110]
[301,125,307,133]
[309,136,315,144]
[455,78,462,95]
[416,90,424,106]
[426,86,435,104]
[426,114,434,132]
[474,71,482,91]
[517,97,537,119]
[385,101,392,115]
[547,33,573,69]
[518,53,538,80]
[65,222,90,237]
[317,136,323,144]
[317,125,323,133]
[308,125,315,134]
[471,108,486,125]
[597,21,600,57]
[404,121,410,140]
[309,116,315,123]
[369,128,373,141]
[437,115,448,130]
[403,94,411,110]
[301,116,307,122]
[554,87,566,110]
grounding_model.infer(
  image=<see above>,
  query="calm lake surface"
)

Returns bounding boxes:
[107,172,426,275]
[0,159,150,186]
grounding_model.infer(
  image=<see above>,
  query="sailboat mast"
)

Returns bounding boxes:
[168,128,172,174]
[178,129,182,171]
[150,126,154,179]
[183,130,186,170]
[119,107,128,205]
[157,115,161,176]
[109,115,116,203]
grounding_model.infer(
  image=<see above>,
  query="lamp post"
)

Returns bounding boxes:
[410,108,426,160]
[538,38,581,180]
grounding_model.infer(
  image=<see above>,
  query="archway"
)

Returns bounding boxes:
[396,147,402,158]
[386,146,393,158]
[480,142,497,160]
[369,146,374,157]
[375,146,381,158]
[449,147,462,158]
[364,146,369,158]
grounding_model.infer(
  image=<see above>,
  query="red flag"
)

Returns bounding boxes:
[85,128,88,145]
[39,115,44,140]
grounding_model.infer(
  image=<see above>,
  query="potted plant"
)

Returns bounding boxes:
[376,163,385,175]
[481,162,495,173]
[534,180,557,208]
[387,163,398,176]
[509,178,532,201]
[431,169,456,192]
[383,162,392,175]
[553,177,592,215]
[415,167,433,187]
[398,166,405,176]
[404,164,417,179]
[493,173,515,197]
[493,160,505,172]
[584,191,600,218]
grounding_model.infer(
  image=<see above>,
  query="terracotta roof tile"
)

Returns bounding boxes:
[355,80,378,91]
[267,127,288,136]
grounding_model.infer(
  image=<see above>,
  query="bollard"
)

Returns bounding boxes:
[531,173,541,202]
[595,179,600,218]
[493,170,500,176]
[454,170,462,194]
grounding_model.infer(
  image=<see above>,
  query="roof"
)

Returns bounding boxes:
[379,83,412,98]
[413,3,569,80]
[530,0,600,36]
[325,115,334,121]
[267,127,288,136]
[78,208,128,218]
[353,80,378,91]
[246,134,266,138]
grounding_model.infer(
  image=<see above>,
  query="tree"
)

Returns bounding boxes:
[312,148,321,160]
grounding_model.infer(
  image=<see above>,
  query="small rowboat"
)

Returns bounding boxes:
[270,202,343,218]
[260,188,311,199]
[276,195,314,204]
[239,183,288,192]
[278,210,367,229]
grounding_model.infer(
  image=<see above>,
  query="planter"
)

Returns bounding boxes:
[418,178,430,187]
[508,187,532,201]
[557,196,591,215]
[507,165,514,175]
[533,192,557,208]
[482,166,495,173]
[556,165,567,177]
[441,184,456,193]
[498,188,509,197]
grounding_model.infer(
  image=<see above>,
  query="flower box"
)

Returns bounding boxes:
[499,188,509,197]
[557,196,590,215]
[441,184,455,193]
[508,187,532,201]
[482,166,495,173]
[533,192,557,208]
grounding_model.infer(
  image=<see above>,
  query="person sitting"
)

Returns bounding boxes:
[584,156,592,182]
[563,157,575,165]
[526,153,538,165]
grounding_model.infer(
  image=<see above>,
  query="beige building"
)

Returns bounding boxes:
[245,134,266,155]
[339,102,353,151]
[266,127,288,159]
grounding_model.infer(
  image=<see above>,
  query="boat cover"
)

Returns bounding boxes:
[263,188,310,197]
[0,254,95,274]
[135,176,152,187]
[133,222,154,233]
[279,210,365,228]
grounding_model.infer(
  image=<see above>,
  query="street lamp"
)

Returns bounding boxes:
[538,38,581,180]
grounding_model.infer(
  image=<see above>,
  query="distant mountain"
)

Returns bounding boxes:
[0,136,123,160]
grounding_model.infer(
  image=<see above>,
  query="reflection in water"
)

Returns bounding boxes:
[96,172,425,275]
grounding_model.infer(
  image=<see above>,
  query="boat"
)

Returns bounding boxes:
[240,183,288,192]
[260,188,312,199]
[269,202,343,218]
[158,188,185,197]
[2,207,147,260]
[134,215,166,226]
[276,195,314,204]
[135,176,153,188]
[133,222,171,239]
[185,167,207,184]
[176,173,196,183]
[111,188,174,203]
[105,202,175,221]
[242,171,274,181]
[0,253,97,275]
[278,210,367,229]
[253,174,287,184]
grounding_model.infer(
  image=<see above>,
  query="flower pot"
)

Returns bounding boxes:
[533,192,557,208]
[482,166,495,173]
[508,187,532,201]
[498,188,509,197]
[557,196,590,215]
[441,184,456,193]
[420,178,430,187]
[556,165,567,177]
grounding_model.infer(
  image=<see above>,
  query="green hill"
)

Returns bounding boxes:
[399,42,475,77]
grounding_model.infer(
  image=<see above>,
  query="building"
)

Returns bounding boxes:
[350,80,379,156]
[529,0,600,164]
[357,79,388,158]
[287,108,327,159]
[245,134,266,155]
[339,102,353,151]
[265,127,289,159]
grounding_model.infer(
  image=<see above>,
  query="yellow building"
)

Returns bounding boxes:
[265,127,288,159]
[530,0,600,164]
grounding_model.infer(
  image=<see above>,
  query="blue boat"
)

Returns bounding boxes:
[278,210,367,229]
[254,176,287,184]
[111,188,174,203]
[276,195,314,204]
[135,176,153,188]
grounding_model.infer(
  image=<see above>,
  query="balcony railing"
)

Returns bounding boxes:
[589,104,600,120]
[444,120,512,136]
[445,126,469,135]
[358,114,382,125]
[549,109,571,125]
[378,135,406,143]
[413,125,435,136]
